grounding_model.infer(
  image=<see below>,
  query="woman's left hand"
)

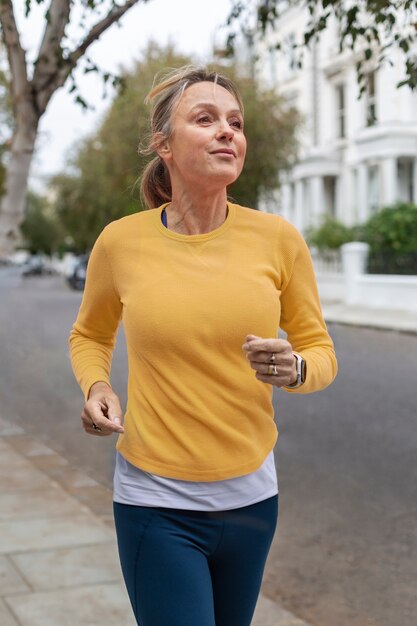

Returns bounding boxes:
[242,334,297,387]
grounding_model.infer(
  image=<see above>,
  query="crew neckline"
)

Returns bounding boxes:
[155,202,236,242]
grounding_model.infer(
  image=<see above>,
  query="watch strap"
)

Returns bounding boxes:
[286,352,306,389]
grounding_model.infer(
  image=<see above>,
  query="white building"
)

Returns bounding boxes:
[255,5,417,232]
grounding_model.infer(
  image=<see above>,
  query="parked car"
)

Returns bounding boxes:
[21,255,54,277]
[66,255,89,290]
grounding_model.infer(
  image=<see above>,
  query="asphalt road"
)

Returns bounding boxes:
[0,269,416,626]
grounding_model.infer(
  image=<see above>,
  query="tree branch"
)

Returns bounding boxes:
[0,0,31,111]
[32,0,71,89]
[69,0,141,66]
[35,0,141,113]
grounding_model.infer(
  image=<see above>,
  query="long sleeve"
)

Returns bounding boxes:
[279,220,338,394]
[67,205,337,480]
[69,229,123,400]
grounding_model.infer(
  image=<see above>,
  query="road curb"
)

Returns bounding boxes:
[322,302,417,335]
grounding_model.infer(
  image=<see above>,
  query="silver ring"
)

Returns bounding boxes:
[267,364,279,376]
[92,423,101,431]
[270,353,276,363]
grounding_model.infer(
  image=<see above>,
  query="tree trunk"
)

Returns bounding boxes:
[0,105,39,258]
[0,0,141,259]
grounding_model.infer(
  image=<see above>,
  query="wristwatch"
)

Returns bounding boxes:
[286,352,306,388]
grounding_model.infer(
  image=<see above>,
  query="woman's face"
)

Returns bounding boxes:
[158,81,247,191]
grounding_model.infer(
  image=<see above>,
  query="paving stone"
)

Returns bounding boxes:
[43,465,101,490]
[103,515,116,531]
[11,543,122,591]
[0,514,113,554]
[0,599,20,626]
[5,582,137,626]
[0,464,52,492]
[67,485,113,518]
[0,417,24,437]
[0,484,91,521]
[0,555,30,595]
[30,453,69,472]
[253,594,313,626]
[0,442,33,468]
[4,434,56,458]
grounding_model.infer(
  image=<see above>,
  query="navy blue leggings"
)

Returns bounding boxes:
[113,495,278,626]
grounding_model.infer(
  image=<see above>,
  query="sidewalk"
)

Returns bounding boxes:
[322,300,417,334]
[0,416,312,626]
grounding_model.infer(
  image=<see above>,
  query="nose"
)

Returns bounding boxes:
[216,119,234,141]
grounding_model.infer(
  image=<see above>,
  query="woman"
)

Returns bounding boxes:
[69,66,337,626]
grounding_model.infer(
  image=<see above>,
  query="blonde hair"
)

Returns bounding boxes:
[140,65,243,209]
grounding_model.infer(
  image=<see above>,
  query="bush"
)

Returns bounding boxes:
[306,204,417,274]
[306,216,356,250]
[361,202,417,274]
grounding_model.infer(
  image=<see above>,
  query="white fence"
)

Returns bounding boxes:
[313,243,417,313]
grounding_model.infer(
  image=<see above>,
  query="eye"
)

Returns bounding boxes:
[196,114,212,124]
[230,119,243,130]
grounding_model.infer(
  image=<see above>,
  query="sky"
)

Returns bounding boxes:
[17,0,233,189]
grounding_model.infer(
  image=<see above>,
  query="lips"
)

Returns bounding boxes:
[211,149,236,157]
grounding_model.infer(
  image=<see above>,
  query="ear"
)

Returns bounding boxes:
[154,132,171,161]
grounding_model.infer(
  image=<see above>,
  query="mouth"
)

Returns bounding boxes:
[211,149,236,157]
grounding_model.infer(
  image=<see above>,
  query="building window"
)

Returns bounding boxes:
[285,32,297,74]
[336,84,346,138]
[368,164,379,213]
[397,158,414,203]
[366,71,377,126]
[324,176,337,218]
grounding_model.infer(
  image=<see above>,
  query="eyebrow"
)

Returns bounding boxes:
[189,102,243,116]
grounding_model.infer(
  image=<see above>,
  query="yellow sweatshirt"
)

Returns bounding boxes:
[69,203,337,481]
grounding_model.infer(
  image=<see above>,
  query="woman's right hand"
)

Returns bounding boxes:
[81,381,125,436]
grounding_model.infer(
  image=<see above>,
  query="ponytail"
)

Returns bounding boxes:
[140,156,172,209]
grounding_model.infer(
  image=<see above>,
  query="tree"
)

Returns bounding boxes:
[0,0,143,257]
[226,1,417,92]
[20,191,62,255]
[50,43,192,252]
[50,42,301,251]
[0,51,13,196]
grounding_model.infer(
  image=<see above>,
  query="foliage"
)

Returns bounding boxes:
[20,192,62,255]
[50,42,300,252]
[362,202,417,274]
[226,1,417,92]
[307,203,417,274]
[306,216,357,250]
[363,202,417,254]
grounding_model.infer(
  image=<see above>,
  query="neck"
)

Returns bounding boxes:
[166,189,229,235]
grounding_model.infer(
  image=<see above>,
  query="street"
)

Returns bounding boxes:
[0,269,416,626]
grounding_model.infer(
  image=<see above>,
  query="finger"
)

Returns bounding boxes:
[251,361,292,377]
[245,334,261,342]
[84,402,124,434]
[243,337,288,353]
[246,350,292,365]
[105,398,124,432]
[255,372,291,387]
[255,372,279,386]
[83,422,112,437]
[81,410,114,435]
